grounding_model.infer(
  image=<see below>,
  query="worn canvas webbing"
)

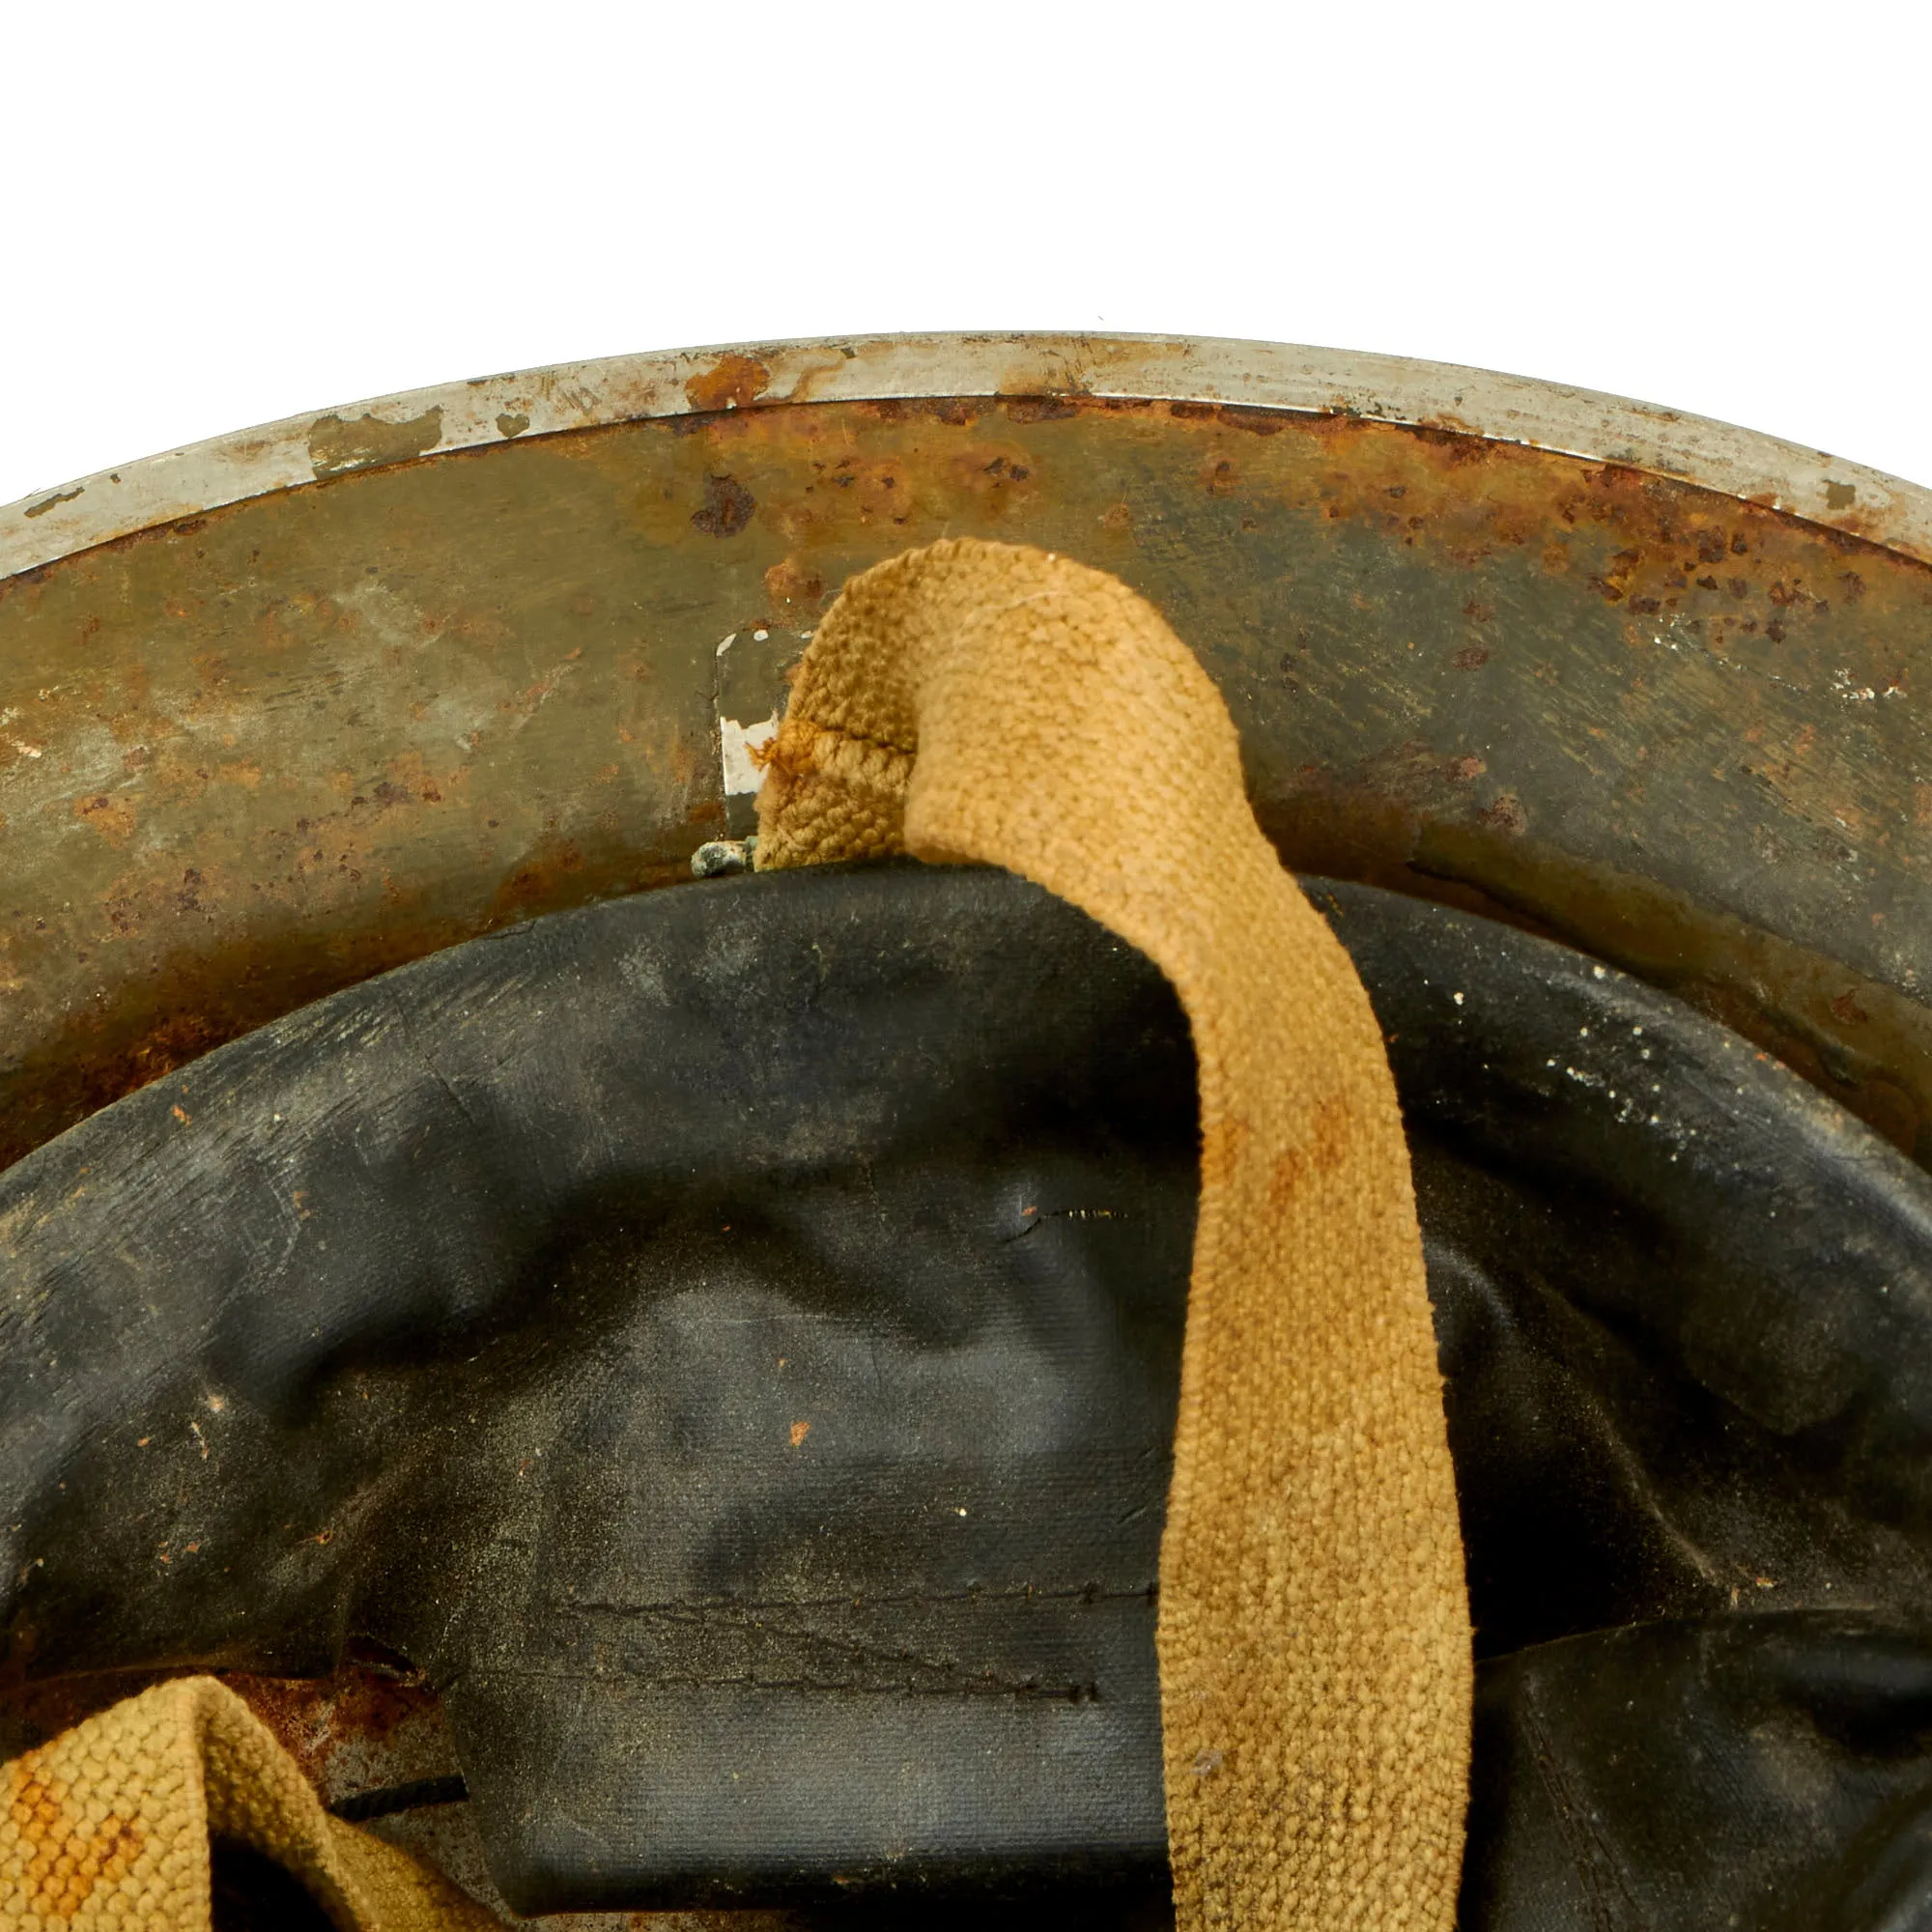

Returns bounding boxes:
[757,538,1471,1928]
[0,1676,497,1929]
[2,537,1468,1929]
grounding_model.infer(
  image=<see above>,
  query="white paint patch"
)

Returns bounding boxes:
[721,712,780,796]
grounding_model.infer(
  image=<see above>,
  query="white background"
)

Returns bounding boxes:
[4,0,1927,507]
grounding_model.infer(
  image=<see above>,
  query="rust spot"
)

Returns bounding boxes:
[307,407,443,481]
[1099,502,1134,533]
[1478,793,1528,836]
[4,1749,145,1916]
[692,473,757,538]
[1832,990,1871,1026]
[74,793,137,845]
[489,832,587,919]
[1216,405,1288,437]
[1462,600,1495,625]
[1589,550,1644,603]
[684,355,772,413]
[1199,1115,1252,1190]
[933,447,1035,519]
[229,1663,442,1792]
[1269,1094,1351,1208]
[764,554,825,618]
[788,1420,811,1448]
[1452,645,1491,670]
[1004,397,1080,424]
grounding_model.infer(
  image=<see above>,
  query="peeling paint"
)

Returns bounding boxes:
[720,712,778,796]
[308,406,445,480]
[684,353,771,413]
[715,627,801,839]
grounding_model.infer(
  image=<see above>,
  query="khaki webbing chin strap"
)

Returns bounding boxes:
[756,537,1471,1928]
[1,1676,497,1930]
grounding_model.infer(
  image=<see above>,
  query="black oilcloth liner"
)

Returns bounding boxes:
[4,864,1932,1929]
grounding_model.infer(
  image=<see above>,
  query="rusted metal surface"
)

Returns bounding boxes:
[4,374,1932,1174]
[8,334,1932,580]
